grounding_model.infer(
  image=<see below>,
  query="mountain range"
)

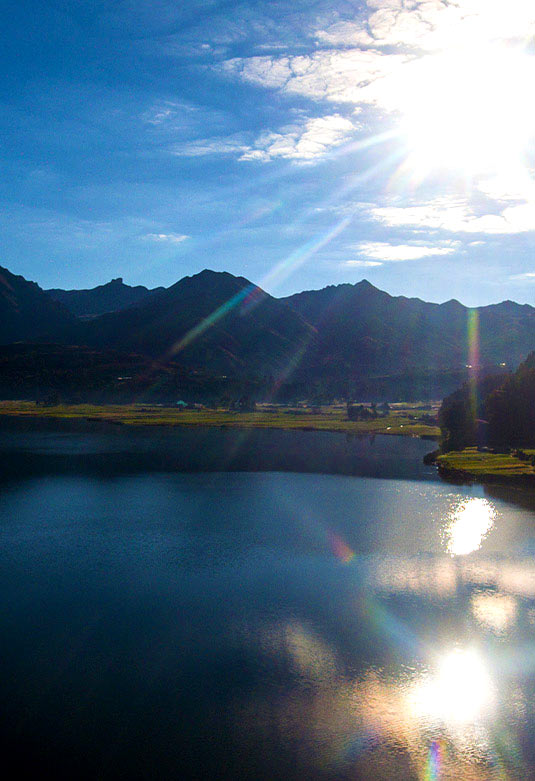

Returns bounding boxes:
[0,266,75,343]
[2,263,534,400]
[46,277,163,318]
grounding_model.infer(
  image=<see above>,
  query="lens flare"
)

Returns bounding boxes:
[328,531,355,564]
[424,739,443,781]
[467,308,480,425]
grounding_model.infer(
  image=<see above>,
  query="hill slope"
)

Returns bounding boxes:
[47,277,163,318]
[283,280,535,376]
[0,266,75,344]
[82,269,316,377]
[5,264,535,400]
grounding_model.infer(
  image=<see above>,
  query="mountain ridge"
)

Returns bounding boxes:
[0,265,75,344]
[3,265,535,400]
[47,277,164,318]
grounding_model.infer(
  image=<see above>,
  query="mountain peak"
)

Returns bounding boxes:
[46,277,160,318]
[441,298,465,311]
[169,268,254,295]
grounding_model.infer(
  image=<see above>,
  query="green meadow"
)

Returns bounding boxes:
[0,400,440,439]
[437,447,535,480]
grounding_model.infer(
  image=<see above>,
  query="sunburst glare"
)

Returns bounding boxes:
[396,45,535,178]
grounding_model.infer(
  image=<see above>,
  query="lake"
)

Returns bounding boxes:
[2,422,535,779]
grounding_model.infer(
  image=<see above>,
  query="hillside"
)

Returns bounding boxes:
[47,277,163,318]
[283,280,535,375]
[4,264,535,400]
[0,343,249,404]
[81,269,316,377]
[0,265,75,344]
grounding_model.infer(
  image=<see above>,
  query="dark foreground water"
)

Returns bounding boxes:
[2,424,535,779]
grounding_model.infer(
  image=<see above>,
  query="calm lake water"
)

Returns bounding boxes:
[2,423,535,779]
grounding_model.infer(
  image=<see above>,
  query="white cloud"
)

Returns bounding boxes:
[209,0,535,230]
[171,116,355,163]
[368,197,535,235]
[144,101,183,126]
[219,50,409,106]
[220,56,292,89]
[345,259,383,267]
[315,22,374,48]
[171,134,249,157]
[477,172,535,203]
[354,240,458,261]
[218,1,535,112]
[367,1,402,9]
[144,233,189,243]
[317,1,535,52]
[510,272,535,281]
[241,115,355,162]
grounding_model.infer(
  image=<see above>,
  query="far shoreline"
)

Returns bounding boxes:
[0,413,437,483]
[435,447,535,493]
[0,400,440,440]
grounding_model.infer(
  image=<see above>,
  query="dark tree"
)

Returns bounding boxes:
[439,373,508,452]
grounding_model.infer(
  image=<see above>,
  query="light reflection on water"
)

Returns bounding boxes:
[2,461,535,779]
[408,648,495,724]
[471,591,518,634]
[443,497,496,555]
[245,556,532,780]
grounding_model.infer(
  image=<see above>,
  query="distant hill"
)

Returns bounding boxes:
[283,280,535,377]
[81,269,315,377]
[0,343,250,404]
[0,265,75,344]
[4,264,535,401]
[47,277,163,318]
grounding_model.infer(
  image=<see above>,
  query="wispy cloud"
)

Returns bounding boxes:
[345,259,382,268]
[144,232,190,243]
[368,197,535,235]
[241,115,355,162]
[316,0,535,51]
[510,272,535,281]
[354,240,458,262]
[214,0,535,176]
[218,0,535,110]
[171,115,355,162]
[171,134,249,157]
[144,101,188,126]
[218,50,408,107]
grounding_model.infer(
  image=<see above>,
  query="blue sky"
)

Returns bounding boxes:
[2,0,535,305]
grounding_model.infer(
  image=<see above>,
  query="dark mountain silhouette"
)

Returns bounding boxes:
[81,269,316,377]
[3,264,535,400]
[0,265,75,344]
[47,277,163,318]
[283,280,535,376]
[0,343,253,404]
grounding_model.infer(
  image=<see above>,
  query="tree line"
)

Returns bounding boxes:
[439,352,535,451]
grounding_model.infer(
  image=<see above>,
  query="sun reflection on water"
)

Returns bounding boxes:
[444,498,496,556]
[471,591,517,634]
[409,648,495,725]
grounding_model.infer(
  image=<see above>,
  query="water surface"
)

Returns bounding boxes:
[1,426,535,779]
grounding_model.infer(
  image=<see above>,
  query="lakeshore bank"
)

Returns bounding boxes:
[436,447,535,490]
[0,419,436,481]
[0,401,439,439]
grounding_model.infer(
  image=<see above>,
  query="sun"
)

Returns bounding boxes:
[397,44,535,177]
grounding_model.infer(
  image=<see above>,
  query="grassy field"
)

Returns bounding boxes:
[0,400,440,438]
[437,447,535,480]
